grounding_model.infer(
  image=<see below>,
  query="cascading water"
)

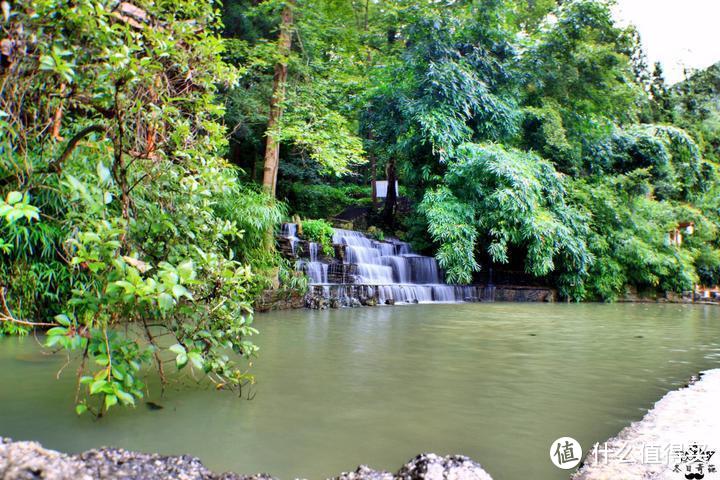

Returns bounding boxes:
[281,223,299,255]
[282,224,482,306]
[304,242,329,284]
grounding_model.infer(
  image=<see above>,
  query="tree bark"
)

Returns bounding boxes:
[382,157,397,225]
[368,131,378,209]
[262,0,295,197]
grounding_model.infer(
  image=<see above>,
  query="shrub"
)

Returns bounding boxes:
[301,219,335,255]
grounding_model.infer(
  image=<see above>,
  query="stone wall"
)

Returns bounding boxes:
[253,289,305,313]
[493,286,556,302]
[304,284,557,309]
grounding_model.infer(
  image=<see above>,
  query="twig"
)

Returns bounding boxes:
[49,125,107,173]
[0,287,58,327]
[75,343,89,403]
[142,318,167,392]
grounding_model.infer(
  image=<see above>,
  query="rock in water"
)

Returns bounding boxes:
[360,297,377,306]
[395,453,494,480]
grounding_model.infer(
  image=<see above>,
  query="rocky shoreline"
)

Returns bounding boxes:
[573,368,720,479]
[0,440,493,480]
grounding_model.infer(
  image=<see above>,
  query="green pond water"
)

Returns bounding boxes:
[2,303,720,480]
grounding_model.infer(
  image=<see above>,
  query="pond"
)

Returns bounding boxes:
[2,303,720,480]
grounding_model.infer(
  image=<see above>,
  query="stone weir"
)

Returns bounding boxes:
[278,224,496,307]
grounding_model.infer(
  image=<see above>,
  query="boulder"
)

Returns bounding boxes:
[0,438,91,480]
[305,294,329,310]
[395,453,493,480]
[1,439,495,480]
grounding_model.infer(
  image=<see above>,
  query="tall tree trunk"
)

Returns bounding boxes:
[368,131,378,209]
[382,158,397,225]
[370,155,378,209]
[262,0,295,197]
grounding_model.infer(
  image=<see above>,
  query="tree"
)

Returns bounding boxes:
[262,0,295,196]
[650,62,672,122]
[1,0,283,415]
[361,1,518,228]
[421,143,592,294]
[520,0,646,174]
[223,0,366,195]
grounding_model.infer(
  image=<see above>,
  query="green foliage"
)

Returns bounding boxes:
[1,0,283,414]
[569,174,711,300]
[521,0,647,174]
[370,0,720,299]
[278,257,309,295]
[284,183,370,218]
[222,0,367,179]
[301,219,335,256]
[362,1,518,188]
[422,143,592,294]
[366,226,384,241]
[421,187,480,284]
[670,62,720,163]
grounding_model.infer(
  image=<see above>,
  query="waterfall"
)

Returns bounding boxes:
[282,223,299,254]
[281,223,486,306]
[300,242,328,284]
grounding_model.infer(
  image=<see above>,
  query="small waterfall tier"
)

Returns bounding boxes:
[282,224,484,306]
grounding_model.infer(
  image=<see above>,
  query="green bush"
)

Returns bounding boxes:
[367,226,385,241]
[301,219,335,255]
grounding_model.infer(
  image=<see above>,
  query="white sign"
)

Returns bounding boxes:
[374,180,398,198]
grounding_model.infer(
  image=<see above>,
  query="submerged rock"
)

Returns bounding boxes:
[360,297,377,306]
[0,439,495,480]
[305,294,329,310]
